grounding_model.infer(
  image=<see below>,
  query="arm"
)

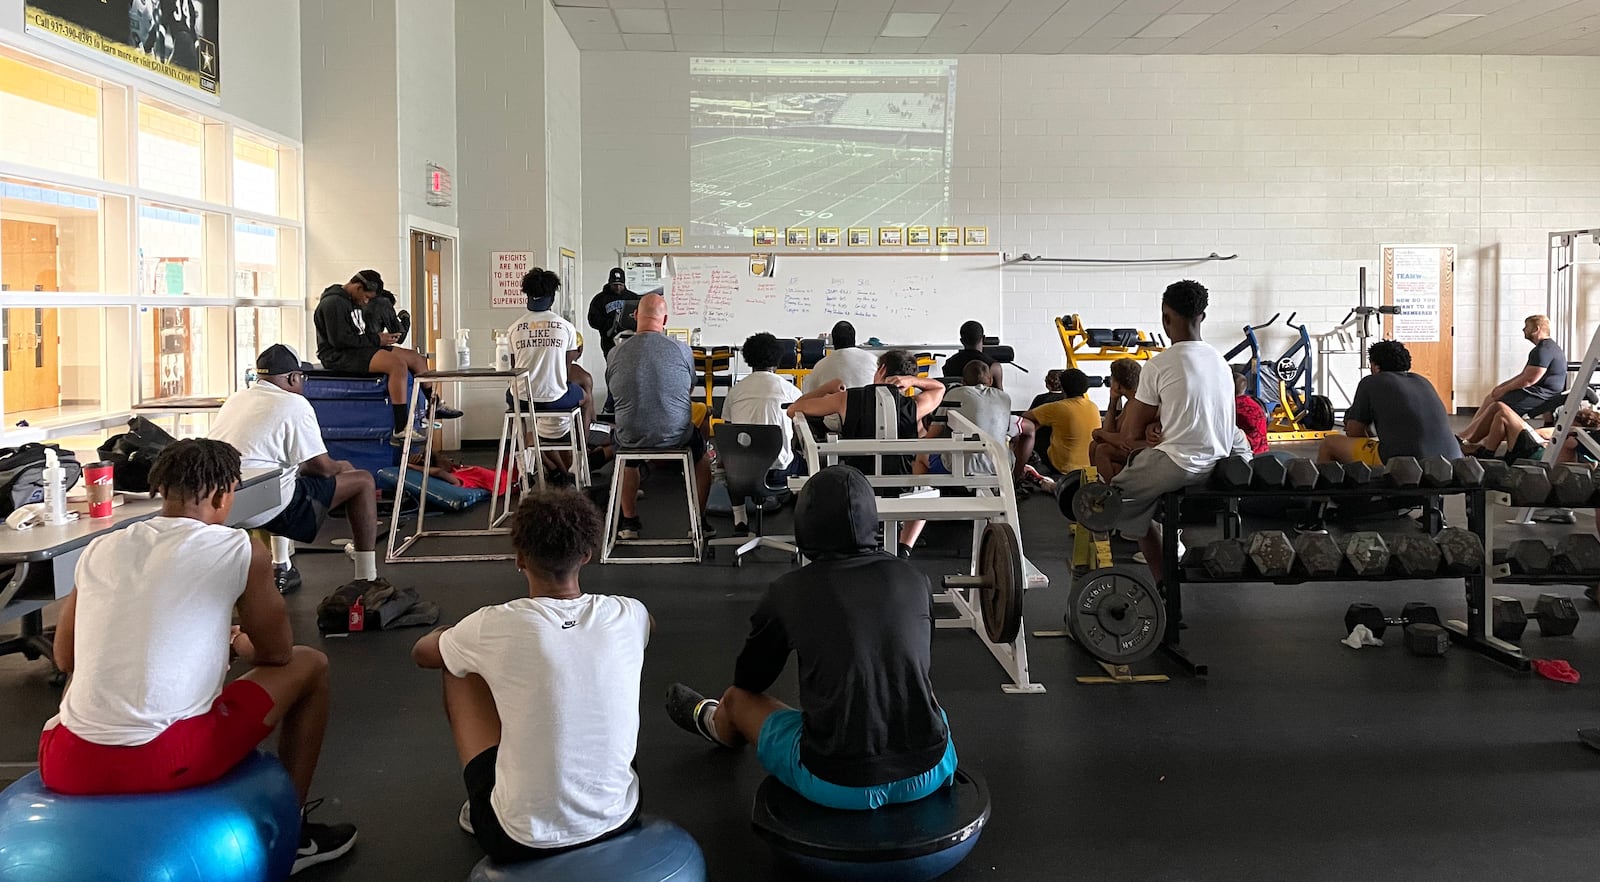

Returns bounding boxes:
[1344,377,1376,438]
[1492,364,1547,397]
[51,590,77,673]
[235,538,293,666]
[300,452,353,477]
[787,380,846,418]
[1344,418,1374,438]
[897,376,947,421]
[317,298,381,351]
[411,625,448,669]
[731,594,790,694]
[989,362,1005,391]
[1106,398,1158,450]
[586,293,609,333]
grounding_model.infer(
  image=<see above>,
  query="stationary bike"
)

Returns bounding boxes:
[1264,313,1335,436]
[1225,313,1281,413]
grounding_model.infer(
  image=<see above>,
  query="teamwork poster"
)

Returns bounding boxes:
[25,0,220,97]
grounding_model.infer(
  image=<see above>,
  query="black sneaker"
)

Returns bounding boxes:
[732,522,751,538]
[1505,429,1544,463]
[1294,518,1328,535]
[700,521,718,541]
[617,516,642,540]
[293,799,357,874]
[898,543,914,559]
[665,683,719,744]
[431,400,464,420]
[274,564,302,596]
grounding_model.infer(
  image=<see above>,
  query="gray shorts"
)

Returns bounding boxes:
[1108,449,1212,539]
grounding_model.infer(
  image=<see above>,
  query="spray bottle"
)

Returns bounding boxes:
[494,331,512,372]
[454,329,472,369]
[41,448,68,526]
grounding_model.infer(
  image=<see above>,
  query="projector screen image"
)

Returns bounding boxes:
[690,57,957,243]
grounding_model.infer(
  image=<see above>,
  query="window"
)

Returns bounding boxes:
[0,54,101,179]
[142,306,231,400]
[138,203,229,297]
[1,307,131,426]
[236,306,303,382]
[233,133,279,216]
[137,100,221,201]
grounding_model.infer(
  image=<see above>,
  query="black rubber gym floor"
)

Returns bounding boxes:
[4,460,1600,881]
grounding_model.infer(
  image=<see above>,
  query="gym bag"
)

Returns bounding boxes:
[0,443,82,516]
[96,416,178,493]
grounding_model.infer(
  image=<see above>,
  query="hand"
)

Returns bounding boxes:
[889,375,916,392]
[381,332,402,346]
[1146,424,1163,444]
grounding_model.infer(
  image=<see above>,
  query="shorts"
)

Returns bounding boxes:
[1107,448,1213,540]
[1349,438,1383,467]
[506,383,585,414]
[927,453,995,477]
[38,680,275,796]
[1500,387,1564,419]
[260,473,338,543]
[319,348,381,374]
[755,709,959,811]
[619,427,707,465]
[463,746,640,866]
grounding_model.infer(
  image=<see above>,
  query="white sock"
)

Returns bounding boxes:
[697,700,729,746]
[732,507,749,527]
[352,551,378,581]
[270,536,293,568]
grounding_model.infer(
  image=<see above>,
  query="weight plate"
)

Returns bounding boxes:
[977,523,1025,645]
[1071,482,1123,533]
[1065,566,1167,664]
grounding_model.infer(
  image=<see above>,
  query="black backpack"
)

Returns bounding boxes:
[96,416,178,494]
[0,443,82,516]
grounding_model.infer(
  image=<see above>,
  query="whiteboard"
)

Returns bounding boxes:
[659,254,1002,346]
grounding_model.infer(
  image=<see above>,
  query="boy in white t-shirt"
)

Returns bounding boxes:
[39,440,356,875]
[1093,280,1249,583]
[412,490,649,865]
[721,332,802,535]
[506,269,592,479]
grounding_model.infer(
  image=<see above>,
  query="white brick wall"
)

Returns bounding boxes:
[0,94,98,177]
[581,52,1600,408]
[545,0,582,313]
[397,0,458,233]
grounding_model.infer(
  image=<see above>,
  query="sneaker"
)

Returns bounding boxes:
[431,400,464,420]
[898,543,913,559]
[617,516,642,540]
[293,800,357,875]
[1295,518,1328,535]
[665,683,719,744]
[1506,429,1544,464]
[1533,508,1577,525]
[458,800,474,835]
[1132,551,1146,564]
[274,564,302,596]
[700,522,718,541]
[390,428,426,447]
[732,522,751,538]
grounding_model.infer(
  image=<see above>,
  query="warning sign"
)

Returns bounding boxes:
[491,251,533,309]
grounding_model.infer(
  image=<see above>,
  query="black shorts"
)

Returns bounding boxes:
[1500,387,1564,419]
[463,746,641,866]
[259,474,337,544]
[319,348,380,374]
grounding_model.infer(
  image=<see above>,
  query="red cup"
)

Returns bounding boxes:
[85,461,115,519]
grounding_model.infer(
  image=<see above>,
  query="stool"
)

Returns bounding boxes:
[490,404,591,527]
[466,816,706,882]
[603,447,703,564]
[751,768,989,882]
[0,751,300,882]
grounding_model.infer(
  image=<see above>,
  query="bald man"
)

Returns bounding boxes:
[604,293,712,540]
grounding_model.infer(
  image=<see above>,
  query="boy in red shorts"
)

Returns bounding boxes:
[39,439,356,875]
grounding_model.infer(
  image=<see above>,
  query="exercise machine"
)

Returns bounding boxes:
[1054,315,1164,377]
[1224,313,1279,410]
[1261,313,1336,441]
[1315,267,1402,411]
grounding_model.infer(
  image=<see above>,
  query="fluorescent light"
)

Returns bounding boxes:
[881,13,941,38]
[1384,13,1482,39]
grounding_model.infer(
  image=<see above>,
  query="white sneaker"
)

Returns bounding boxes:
[458,800,474,835]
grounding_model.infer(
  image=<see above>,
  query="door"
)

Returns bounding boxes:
[1382,245,1455,412]
[410,231,444,361]
[1,220,61,412]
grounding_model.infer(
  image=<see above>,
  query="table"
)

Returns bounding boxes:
[0,467,285,671]
[131,395,229,433]
[389,368,532,563]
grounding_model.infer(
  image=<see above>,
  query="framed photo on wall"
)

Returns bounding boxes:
[879,227,904,247]
[963,227,988,247]
[816,228,841,247]
[936,227,960,246]
[658,227,683,247]
[754,227,777,247]
[786,227,811,247]
[626,227,650,247]
[907,226,932,246]
[847,228,871,247]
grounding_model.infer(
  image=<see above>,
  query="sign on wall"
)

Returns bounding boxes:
[25,0,221,97]
[491,251,533,309]
[1385,246,1450,343]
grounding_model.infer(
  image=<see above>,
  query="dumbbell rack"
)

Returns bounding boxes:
[1157,484,1531,677]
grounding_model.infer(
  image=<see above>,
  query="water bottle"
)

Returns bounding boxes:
[691,327,703,347]
[454,329,471,369]
[494,332,512,372]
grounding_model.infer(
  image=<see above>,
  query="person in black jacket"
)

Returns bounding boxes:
[585,267,641,356]
[313,270,459,445]
[365,288,409,346]
[665,465,957,811]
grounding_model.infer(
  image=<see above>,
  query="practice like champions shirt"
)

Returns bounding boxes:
[507,310,580,437]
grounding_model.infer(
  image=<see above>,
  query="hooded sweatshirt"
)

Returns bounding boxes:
[314,285,381,366]
[732,466,950,787]
[365,290,407,344]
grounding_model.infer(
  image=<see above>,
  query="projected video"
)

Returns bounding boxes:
[690,58,957,243]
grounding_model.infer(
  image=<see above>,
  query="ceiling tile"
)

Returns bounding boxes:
[724,9,779,32]
[890,0,953,11]
[873,35,929,50]
[1080,11,1162,38]
[614,8,671,32]
[828,11,890,35]
[1136,12,1210,36]
[553,0,608,6]
[821,33,877,51]
[1112,0,1182,16]
[777,10,835,33]
[666,0,722,7]
[1112,35,1175,50]
[723,34,777,49]
[966,3,1062,52]
[722,0,780,8]
[670,9,724,32]
[570,32,627,48]
[780,0,836,7]
[882,12,943,35]
[1167,0,1232,11]
[622,33,676,48]
[672,34,727,49]
[773,32,828,49]
[608,0,666,8]
[1015,0,1120,51]
[556,6,619,32]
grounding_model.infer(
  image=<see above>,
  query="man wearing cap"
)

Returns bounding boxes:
[209,345,383,589]
[314,270,460,446]
[586,267,641,357]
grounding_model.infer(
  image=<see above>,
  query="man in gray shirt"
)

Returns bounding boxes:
[897,360,1016,558]
[605,293,711,540]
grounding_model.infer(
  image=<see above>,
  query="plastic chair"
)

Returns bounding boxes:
[692,347,734,411]
[708,423,797,566]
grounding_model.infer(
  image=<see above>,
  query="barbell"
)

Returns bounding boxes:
[941,522,1026,645]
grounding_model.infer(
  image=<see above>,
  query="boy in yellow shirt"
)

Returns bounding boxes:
[1012,369,1101,475]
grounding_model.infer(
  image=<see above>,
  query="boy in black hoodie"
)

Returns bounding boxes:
[313,270,459,445]
[666,465,956,810]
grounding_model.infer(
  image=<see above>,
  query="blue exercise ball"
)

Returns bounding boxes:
[0,751,300,882]
[467,816,706,882]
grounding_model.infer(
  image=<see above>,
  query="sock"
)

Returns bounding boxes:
[731,507,749,528]
[696,700,727,746]
[352,551,377,581]
[392,404,410,432]
[270,536,293,568]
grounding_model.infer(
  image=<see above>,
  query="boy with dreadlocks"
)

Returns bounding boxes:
[39,439,357,875]
[412,490,649,864]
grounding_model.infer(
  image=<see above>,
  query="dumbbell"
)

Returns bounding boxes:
[1293,533,1343,577]
[1200,539,1248,578]
[1342,461,1381,486]
[1316,462,1346,487]
[1246,531,1296,577]
[1451,457,1486,488]
[1550,463,1596,507]
[1506,462,1554,506]
[1344,601,1442,639]
[1388,534,1442,577]
[1212,454,1254,489]
[1387,455,1456,489]
[1435,527,1486,575]
[1285,458,1320,490]
[1252,455,1290,489]
[1495,539,1554,575]
[1553,533,1600,574]
[1491,594,1580,641]
[1344,532,1390,576]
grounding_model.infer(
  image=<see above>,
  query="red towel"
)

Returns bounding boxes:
[453,465,510,495]
[1532,658,1580,684]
